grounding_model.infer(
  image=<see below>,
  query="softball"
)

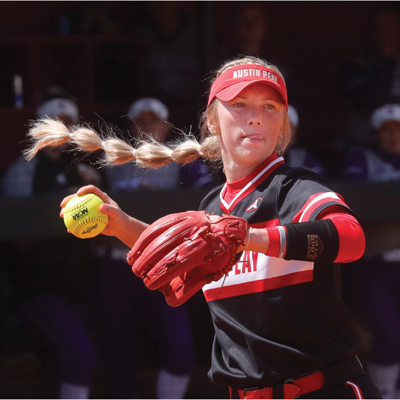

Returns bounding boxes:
[63,193,108,239]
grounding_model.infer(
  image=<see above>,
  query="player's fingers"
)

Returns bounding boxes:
[60,193,77,210]
[99,202,111,215]
[95,204,125,237]
[76,185,104,199]
[76,185,118,207]
[99,202,123,218]
[60,186,105,216]
[59,186,110,209]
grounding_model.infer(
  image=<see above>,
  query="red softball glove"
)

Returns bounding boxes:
[127,210,249,306]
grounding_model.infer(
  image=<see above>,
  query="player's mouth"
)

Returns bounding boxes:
[241,133,265,143]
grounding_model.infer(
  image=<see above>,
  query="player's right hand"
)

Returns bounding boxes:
[60,185,149,247]
[60,185,122,238]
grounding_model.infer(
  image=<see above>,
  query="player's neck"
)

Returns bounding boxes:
[224,152,278,184]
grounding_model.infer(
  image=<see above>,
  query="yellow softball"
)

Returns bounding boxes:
[63,193,108,239]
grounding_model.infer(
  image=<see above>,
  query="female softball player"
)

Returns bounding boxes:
[25,55,382,399]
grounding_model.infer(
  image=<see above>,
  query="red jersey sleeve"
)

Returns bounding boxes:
[318,207,365,263]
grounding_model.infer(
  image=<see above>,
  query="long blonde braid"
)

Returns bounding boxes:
[23,118,218,168]
[24,55,291,166]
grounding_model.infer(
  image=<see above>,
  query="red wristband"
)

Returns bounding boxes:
[265,227,281,257]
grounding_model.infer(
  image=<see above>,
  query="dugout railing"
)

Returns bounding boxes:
[0,181,399,257]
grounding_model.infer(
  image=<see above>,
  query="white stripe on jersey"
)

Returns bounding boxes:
[345,381,364,399]
[203,251,313,292]
[220,157,284,212]
[299,192,340,222]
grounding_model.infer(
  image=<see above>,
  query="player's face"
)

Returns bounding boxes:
[214,83,285,181]
[378,120,400,154]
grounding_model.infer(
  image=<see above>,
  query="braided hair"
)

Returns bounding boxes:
[24,56,291,167]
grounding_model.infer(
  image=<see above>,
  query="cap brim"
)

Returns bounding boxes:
[215,80,287,107]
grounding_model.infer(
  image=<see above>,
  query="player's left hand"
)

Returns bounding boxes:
[127,210,249,306]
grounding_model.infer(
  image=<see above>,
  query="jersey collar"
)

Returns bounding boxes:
[220,152,284,214]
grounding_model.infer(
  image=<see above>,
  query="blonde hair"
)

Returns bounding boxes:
[23,118,216,168]
[24,56,291,167]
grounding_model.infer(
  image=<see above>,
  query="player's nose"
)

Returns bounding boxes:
[247,106,263,126]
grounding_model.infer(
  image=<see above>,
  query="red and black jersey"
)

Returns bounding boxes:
[199,153,358,390]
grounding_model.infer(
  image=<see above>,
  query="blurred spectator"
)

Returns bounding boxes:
[342,103,400,398]
[284,105,327,177]
[78,2,121,33]
[218,2,272,60]
[343,104,400,181]
[91,97,208,398]
[340,7,400,147]
[216,2,297,105]
[92,244,195,399]
[135,2,203,128]
[2,97,100,196]
[106,97,215,191]
[0,95,101,399]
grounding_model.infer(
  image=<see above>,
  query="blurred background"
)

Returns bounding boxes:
[1,1,400,399]
[0,1,397,173]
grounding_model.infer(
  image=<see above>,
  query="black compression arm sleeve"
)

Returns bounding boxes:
[283,219,339,263]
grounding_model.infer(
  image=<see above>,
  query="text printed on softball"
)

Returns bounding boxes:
[73,208,88,220]
[82,223,98,235]
[232,69,278,83]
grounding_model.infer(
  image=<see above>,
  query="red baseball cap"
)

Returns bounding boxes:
[207,64,288,109]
